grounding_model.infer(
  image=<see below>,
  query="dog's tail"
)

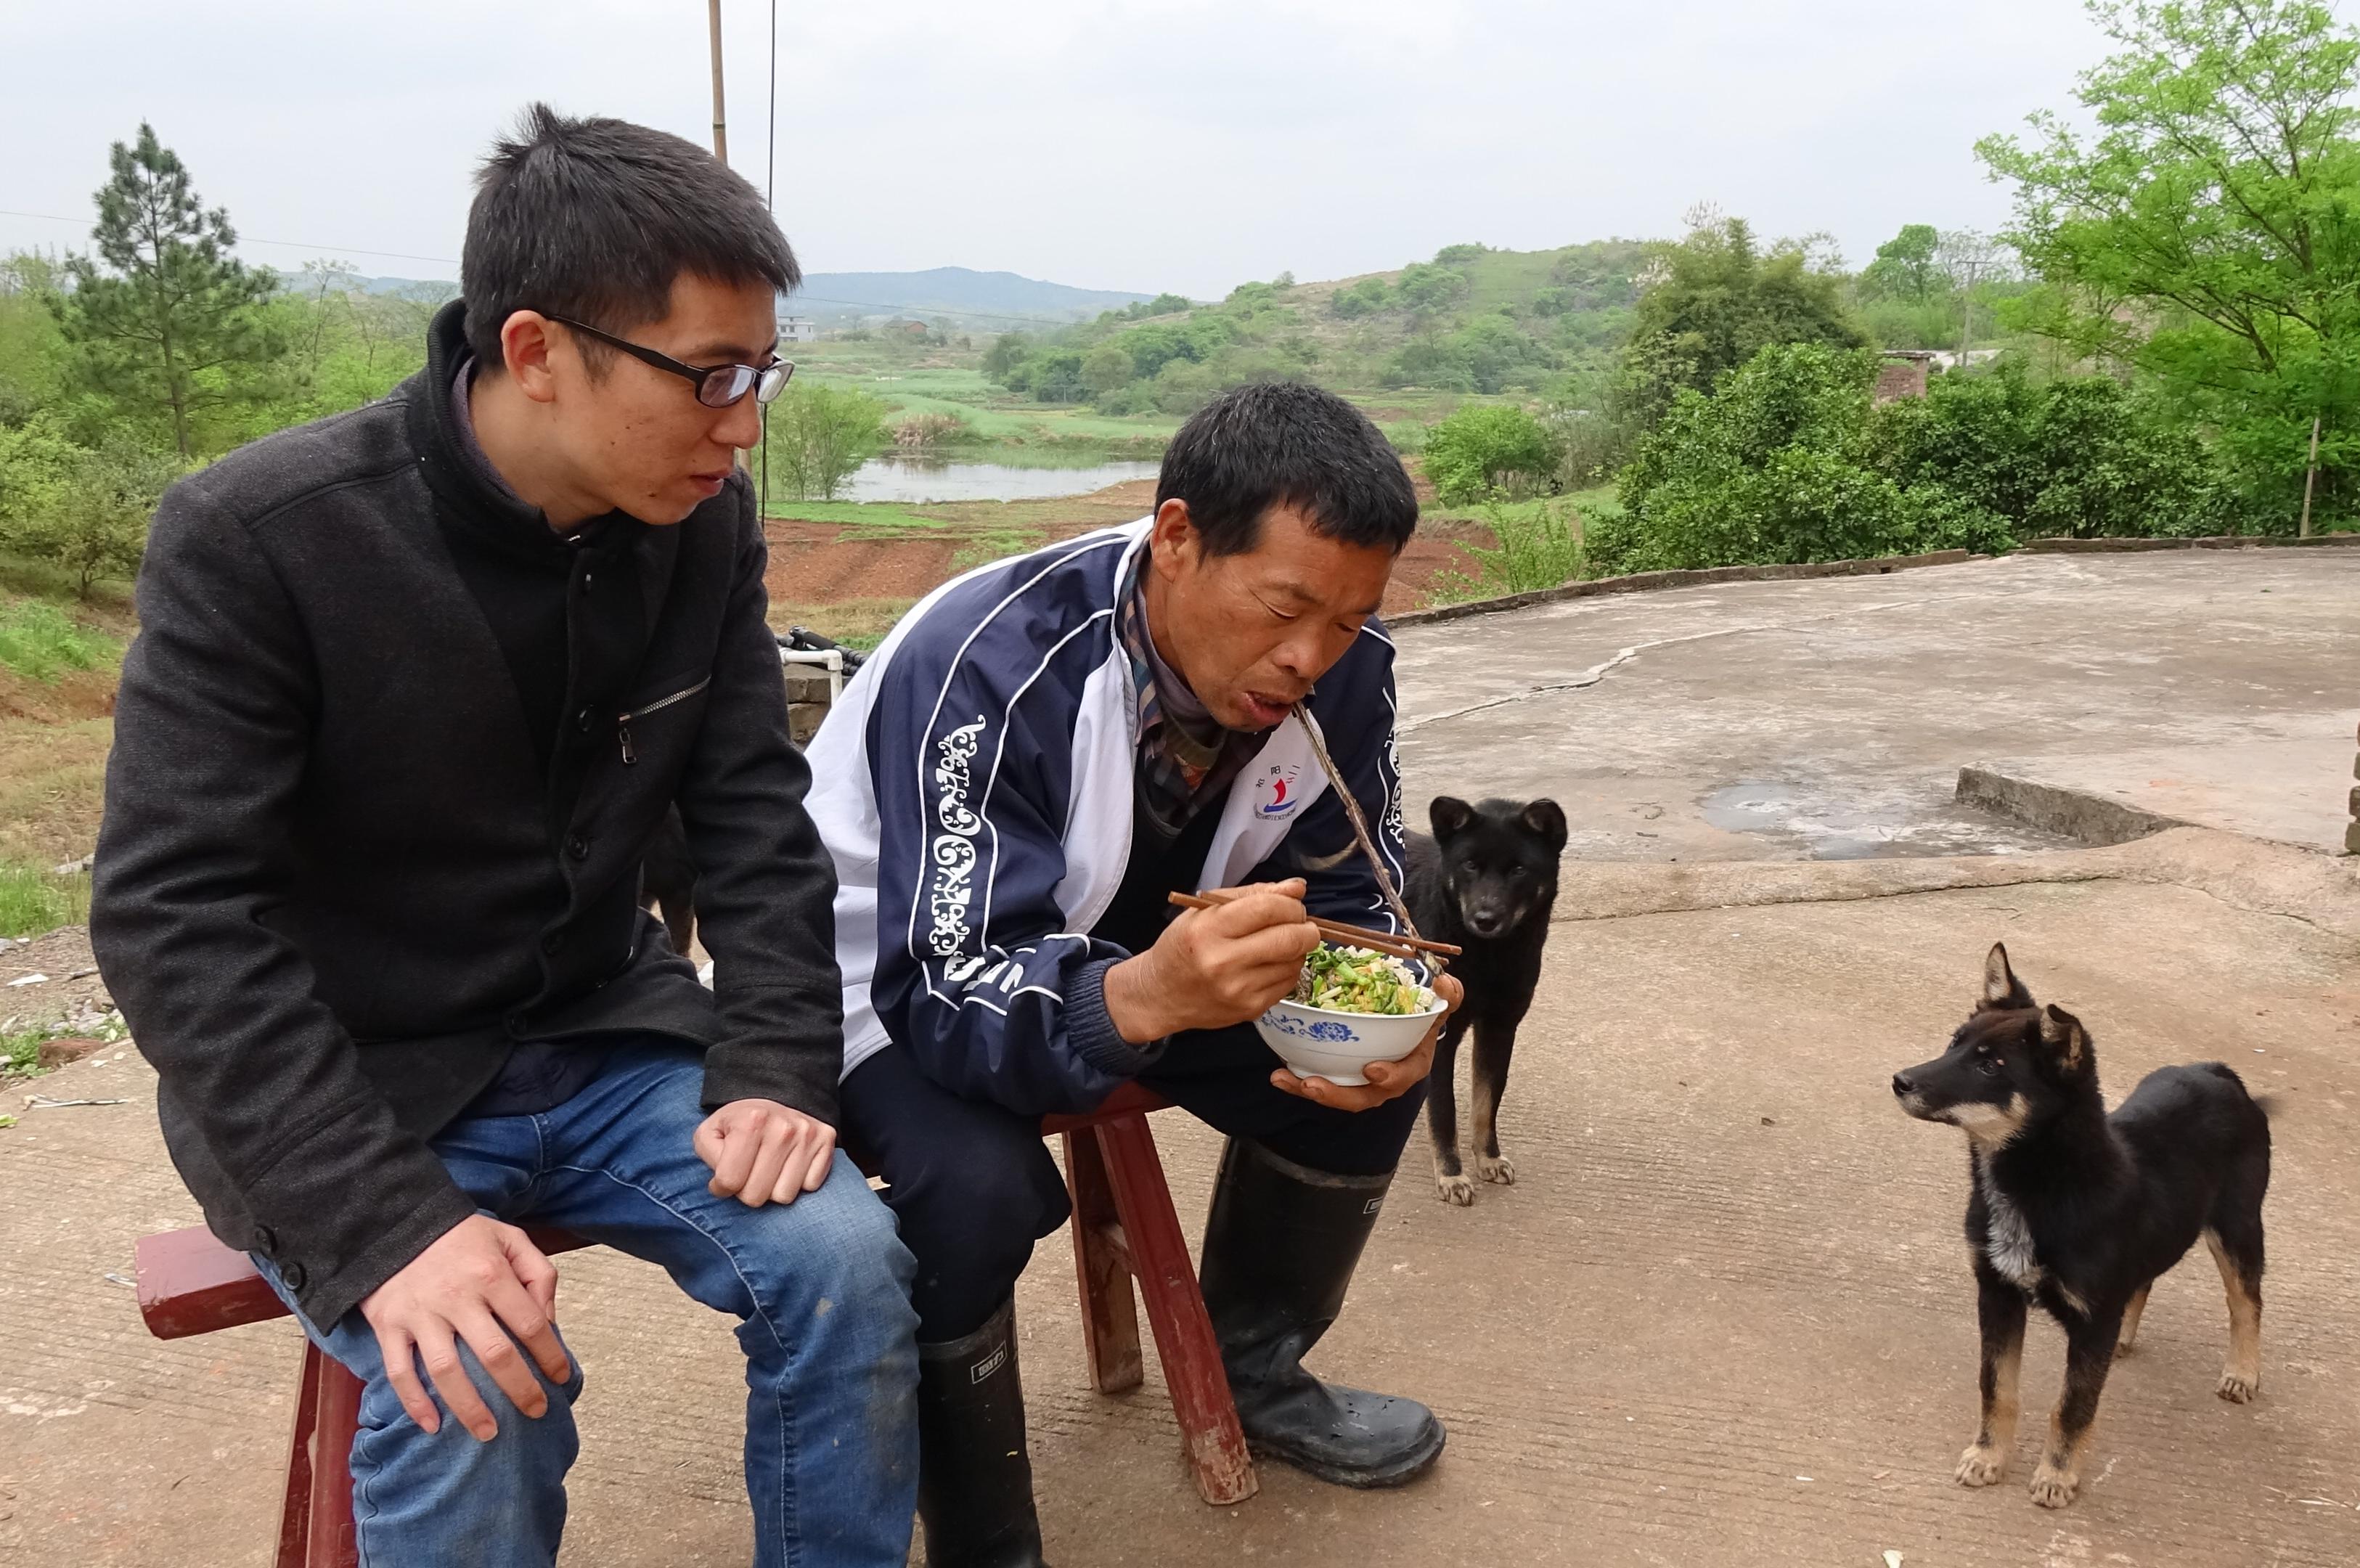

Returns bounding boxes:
[2203,1061,2281,1120]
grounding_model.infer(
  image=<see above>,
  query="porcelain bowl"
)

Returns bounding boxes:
[1252,992,1447,1086]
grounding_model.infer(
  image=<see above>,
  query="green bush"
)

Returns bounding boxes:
[1869,364,2258,539]
[1434,499,1588,600]
[1423,405,1558,505]
[1605,342,2257,576]
[1606,343,2012,573]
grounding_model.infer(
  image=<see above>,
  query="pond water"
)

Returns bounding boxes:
[839,457,1162,504]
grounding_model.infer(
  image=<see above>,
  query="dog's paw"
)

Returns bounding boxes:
[1474,1153,1516,1186]
[1436,1173,1477,1206]
[1954,1445,2008,1487]
[2028,1463,2080,1509]
[2217,1369,2259,1403]
[2111,1338,2136,1362]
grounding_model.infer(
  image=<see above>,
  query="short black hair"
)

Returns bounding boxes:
[1156,382,1418,556]
[462,103,800,371]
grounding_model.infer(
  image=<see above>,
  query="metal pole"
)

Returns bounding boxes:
[707,0,729,164]
[2300,415,2321,539]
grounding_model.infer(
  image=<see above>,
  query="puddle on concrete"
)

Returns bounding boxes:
[1699,779,2070,860]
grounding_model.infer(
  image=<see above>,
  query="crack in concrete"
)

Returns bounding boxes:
[1398,595,1967,735]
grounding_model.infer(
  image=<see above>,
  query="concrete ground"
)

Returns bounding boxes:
[5,552,2359,1567]
[1390,550,2360,859]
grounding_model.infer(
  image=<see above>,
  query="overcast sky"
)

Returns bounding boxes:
[4,0,2110,301]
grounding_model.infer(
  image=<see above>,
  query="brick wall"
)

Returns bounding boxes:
[786,667,836,747]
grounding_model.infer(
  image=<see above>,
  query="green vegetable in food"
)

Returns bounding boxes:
[1292,944,1435,1016]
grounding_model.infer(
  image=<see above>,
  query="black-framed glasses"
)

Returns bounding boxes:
[543,314,795,408]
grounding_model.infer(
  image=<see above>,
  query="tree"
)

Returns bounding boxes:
[981,332,1033,384]
[50,125,285,458]
[1860,224,1945,302]
[1978,0,2360,523]
[5,433,180,596]
[762,384,888,502]
[1423,404,1557,504]
[1081,340,1135,399]
[1614,214,1868,430]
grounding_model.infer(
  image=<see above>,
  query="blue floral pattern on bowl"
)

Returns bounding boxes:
[1256,1009,1364,1044]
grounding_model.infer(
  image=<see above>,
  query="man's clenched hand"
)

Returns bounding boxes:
[357,1214,570,1440]
[695,1098,837,1207]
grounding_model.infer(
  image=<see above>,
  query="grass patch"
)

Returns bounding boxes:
[0,859,89,939]
[0,599,117,682]
[3,1024,47,1088]
[0,716,111,866]
[1427,497,1590,603]
[762,498,955,533]
[948,529,1045,572]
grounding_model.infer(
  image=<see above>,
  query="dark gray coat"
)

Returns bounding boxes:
[91,309,842,1327]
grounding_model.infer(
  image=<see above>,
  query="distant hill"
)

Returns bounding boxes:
[332,266,1153,331]
[790,268,1155,329]
[984,240,1657,408]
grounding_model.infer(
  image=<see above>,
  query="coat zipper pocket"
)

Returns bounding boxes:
[616,675,711,764]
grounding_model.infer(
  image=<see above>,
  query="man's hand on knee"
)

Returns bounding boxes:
[695,1099,838,1207]
[1103,878,1322,1042]
[359,1214,570,1441]
[1273,969,1461,1112]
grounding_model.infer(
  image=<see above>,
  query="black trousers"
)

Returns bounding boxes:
[841,1024,1426,1342]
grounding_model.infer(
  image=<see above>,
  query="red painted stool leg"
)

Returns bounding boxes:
[1090,1114,1258,1506]
[277,1339,362,1568]
[274,1341,324,1568]
[1063,1129,1145,1394]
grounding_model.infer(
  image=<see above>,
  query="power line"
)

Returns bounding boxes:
[1,205,1156,326]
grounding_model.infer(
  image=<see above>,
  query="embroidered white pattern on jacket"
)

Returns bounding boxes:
[927,717,987,956]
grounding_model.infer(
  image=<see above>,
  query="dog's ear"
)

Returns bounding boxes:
[1429,796,1475,839]
[1980,942,2034,1010]
[1519,798,1569,852]
[2039,1004,2089,1071]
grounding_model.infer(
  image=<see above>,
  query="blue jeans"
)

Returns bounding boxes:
[255,1039,920,1567]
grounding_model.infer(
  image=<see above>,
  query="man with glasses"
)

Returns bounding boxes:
[90,105,916,1567]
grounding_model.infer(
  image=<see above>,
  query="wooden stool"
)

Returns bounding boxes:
[134,1082,1254,1568]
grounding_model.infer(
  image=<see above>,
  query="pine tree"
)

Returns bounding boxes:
[53,123,282,457]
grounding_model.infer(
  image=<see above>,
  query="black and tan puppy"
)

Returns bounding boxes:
[1405,795,1567,1206]
[1893,944,2271,1508]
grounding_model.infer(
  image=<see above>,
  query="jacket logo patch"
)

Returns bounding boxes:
[1255,761,1306,820]
[927,716,987,957]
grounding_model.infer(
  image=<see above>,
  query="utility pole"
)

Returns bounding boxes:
[707,0,729,164]
[2300,415,2321,539]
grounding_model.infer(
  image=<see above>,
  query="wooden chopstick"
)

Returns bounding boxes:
[1166,890,1462,958]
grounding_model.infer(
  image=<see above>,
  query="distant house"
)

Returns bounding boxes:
[778,314,817,343]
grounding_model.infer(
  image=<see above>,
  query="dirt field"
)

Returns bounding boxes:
[763,475,1495,642]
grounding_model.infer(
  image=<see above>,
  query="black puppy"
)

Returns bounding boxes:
[1893,944,2271,1509]
[1405,795,1567,1206]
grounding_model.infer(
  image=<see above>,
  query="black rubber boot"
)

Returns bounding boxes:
[1197,1138,1446,1487]
[915,1299,1050,1568]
